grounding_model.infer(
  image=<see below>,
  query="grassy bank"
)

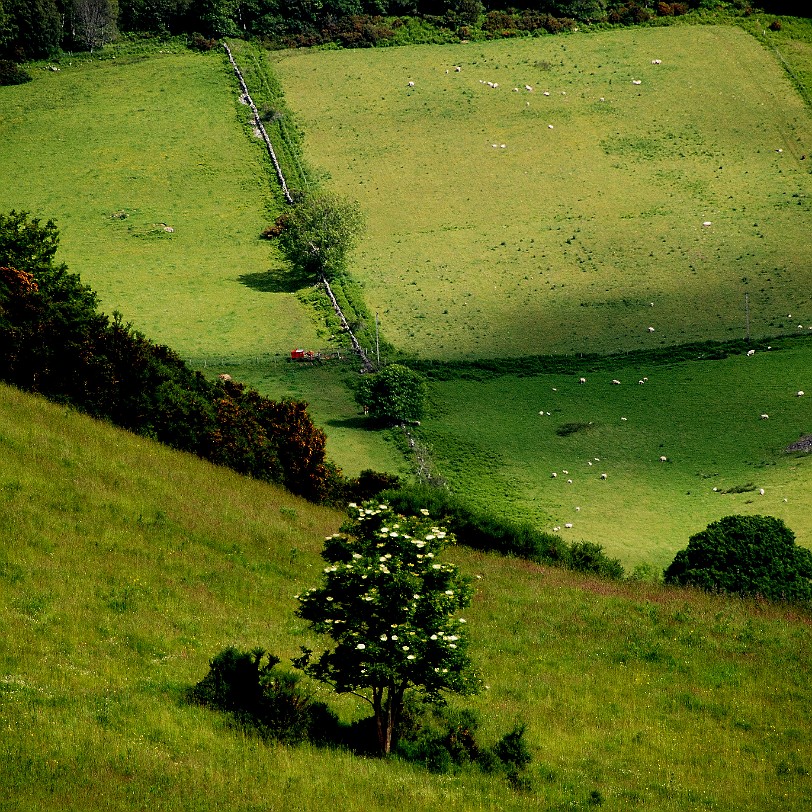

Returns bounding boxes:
[1,383,810,810]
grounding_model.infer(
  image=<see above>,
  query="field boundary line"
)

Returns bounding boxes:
[222,41,375,372]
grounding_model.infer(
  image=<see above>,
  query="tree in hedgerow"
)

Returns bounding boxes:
[664,514,812,603]
[355,363,426,424]
[294,502,480,755]
[275,189,364,280]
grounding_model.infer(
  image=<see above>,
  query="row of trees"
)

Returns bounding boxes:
[2,0,803,62]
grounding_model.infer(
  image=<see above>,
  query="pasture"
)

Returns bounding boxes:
[272,24,812,360]
[0,45,409,475]
[0,45,317,359]
[418,340,812,569]
[1,383,810,811]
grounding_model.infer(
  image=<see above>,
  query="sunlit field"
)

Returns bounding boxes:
[273,25,812,359]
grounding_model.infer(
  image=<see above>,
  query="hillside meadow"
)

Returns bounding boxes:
[1,383,811,811]
[0,43,317,360]
[272,24,812,360]
[418,339,812,569]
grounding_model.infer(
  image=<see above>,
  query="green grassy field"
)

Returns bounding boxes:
[272,24,812,360]
[1,383,810,811]
[0,45,317,359]
[0,44,409,476]
[418,339,812,569]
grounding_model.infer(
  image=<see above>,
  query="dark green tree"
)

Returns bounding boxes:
[664,515,812,603]
[356,363,427,424]
[294,502,480,755]
[276,190,364,281]
[3,0,61,59]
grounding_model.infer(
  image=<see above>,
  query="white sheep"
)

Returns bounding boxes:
[579,377,586,384]
[543,91,550,96]
[525,85,533,91]
[548,124,554,129]
[621,417,627,421]
[611,379,621,385]
[551,472,557,478]
[638,380,645,385]
[565,523,573,529]
[567,479,573,484]
[454,66,461,72]
[760,414,769,420]
[632,79,642,85]
[562,470,569,475]
[575,506,581,511]
[408,81,415,87]
[600,473,608,480]
[651,59,662,65]
[659,456,667,462]
[798,391,805,397]
[648,327,655,333]
[747,349,756,356]
[759,488,765,495]
[553,526,560,532]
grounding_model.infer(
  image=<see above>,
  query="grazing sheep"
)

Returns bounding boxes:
[455,66,461,72]
[587,461,593,466]
[621,417,627,421]
[543,91,550,96]
[799,325,804,329]
[703,221,712,226]
[747,349,756,356]
[575,506,581,511]
[611,379,621,385]
[659,456,667,462]
[797,391,805,397]
[513,87,519,92]
[500,144,506,149]
[651,59,662,64]
[551,472,557,478]
[647,326,655,333]
[600,473,608,480]
[632,79,642,85]
[548,124,554,129]
[760,414,769,420]
[567,479,573,484]
[562,470,569,475]
[218,374,232,382]
[565,523,573,528]
[525,85,533,91]
[639,380,645,385]
[408,81,415,87]
[579,377,587,384]
[553,526,561,532]
[759,488,765,495]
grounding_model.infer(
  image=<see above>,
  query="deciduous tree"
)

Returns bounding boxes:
[294,502,480,754]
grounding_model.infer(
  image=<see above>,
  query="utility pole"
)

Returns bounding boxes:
[745,293,750,342]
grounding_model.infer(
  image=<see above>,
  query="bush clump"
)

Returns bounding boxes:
[664,515,812,604]
[0,60,32,86]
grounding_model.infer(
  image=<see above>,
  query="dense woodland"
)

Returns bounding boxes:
[0,0,806,61]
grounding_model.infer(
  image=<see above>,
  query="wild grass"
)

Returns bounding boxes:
[417,339,812,569]
[1,382,810,811]
[271,24,812,360]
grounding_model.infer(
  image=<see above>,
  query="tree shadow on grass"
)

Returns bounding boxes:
[324,416,388,432]
[238,267,312,294]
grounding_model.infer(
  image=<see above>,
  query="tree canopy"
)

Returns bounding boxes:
[294,502,480,754]
[355,363,427,424]
[664,514,812,603]
[276,190,364,281]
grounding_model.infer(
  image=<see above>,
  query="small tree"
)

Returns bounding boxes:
[276,190,364,281]
[356,363,427,424]
[72,0,118,52]
[294,502,480,755]
[664,515,812,603]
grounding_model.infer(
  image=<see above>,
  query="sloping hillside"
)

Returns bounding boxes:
[1,383,810,811]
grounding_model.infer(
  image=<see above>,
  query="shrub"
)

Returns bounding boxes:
[664,515,812,603]
[769,20,782,32]
[188,33,218,51]
[355,363,427,424]
[189,647,339,745]
[568,541,625,580]
[0,60,32,86]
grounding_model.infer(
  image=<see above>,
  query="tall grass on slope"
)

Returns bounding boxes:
[1,384,811,810]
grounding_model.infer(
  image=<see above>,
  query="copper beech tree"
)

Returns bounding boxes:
[294,502,480,755]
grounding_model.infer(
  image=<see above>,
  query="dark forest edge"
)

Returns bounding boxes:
[0,0,807,70]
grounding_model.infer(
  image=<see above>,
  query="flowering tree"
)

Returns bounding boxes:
[294,502,480,755]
